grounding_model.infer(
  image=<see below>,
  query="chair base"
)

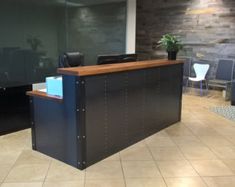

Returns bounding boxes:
[186,79,208,96]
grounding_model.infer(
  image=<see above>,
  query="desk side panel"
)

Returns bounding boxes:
[32,98,67,162]
[31,75,79,168]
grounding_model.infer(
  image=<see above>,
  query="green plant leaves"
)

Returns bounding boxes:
[158,34,183,52]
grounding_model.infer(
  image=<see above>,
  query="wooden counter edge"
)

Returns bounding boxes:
[57,59,184,76]
[27,91,63,102]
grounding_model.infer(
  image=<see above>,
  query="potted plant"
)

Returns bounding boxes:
[27,35,43,52]
[158,34,183,60]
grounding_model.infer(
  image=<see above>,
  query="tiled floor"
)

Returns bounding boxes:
[0,92,235,187]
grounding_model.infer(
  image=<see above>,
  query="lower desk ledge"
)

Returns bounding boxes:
[27,90,63,102]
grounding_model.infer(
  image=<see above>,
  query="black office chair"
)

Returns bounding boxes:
[59,52,84,68]
[120,54,138,63]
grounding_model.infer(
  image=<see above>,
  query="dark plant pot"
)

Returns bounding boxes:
[167,51,178,60]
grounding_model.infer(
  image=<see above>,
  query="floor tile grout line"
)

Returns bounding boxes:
[119,152,128,187]
[84,167,86,187]
[200,109,235,137]
[1,150,24,184]
[169,103,235,183]
[145,142,169,187]
[181,114,235,175]
[42,159,52,187]
[208,121,235,148]
[179,121,223,161]
[223,136,235,146]
[168,133,210,187]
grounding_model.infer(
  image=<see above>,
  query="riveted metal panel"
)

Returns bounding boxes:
[33,98,67,163]
[85,75,107,166]
[31,63,183,170]
[84,64,183,168]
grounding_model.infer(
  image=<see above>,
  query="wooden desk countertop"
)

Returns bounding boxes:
[57,59,184,77]
[27,59,184,101]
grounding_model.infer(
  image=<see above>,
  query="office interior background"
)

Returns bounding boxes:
[0,0,127,88]
[1,0,235,88]
[1,0,235,187]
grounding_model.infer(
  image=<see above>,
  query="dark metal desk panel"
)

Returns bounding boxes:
[84,64,183,168]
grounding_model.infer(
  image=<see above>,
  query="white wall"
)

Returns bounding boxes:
[126,0,136,53]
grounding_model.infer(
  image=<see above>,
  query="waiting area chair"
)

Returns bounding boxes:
[208,59,235,100]
[183,58,191,90]
[231,81,235,105]
[59,52,84,68]
[187,63,210,96]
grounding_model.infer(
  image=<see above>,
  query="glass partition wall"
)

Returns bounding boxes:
[0,0,127,88]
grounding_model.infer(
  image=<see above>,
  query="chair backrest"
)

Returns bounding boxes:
[59,52,84,68]
[193,63,210,80]
[216,59,234,81]
[183,58,191,77]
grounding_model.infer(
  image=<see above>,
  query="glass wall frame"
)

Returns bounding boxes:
[0,0,127,88]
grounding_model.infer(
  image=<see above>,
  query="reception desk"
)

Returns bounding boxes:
[27,59,184,170]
